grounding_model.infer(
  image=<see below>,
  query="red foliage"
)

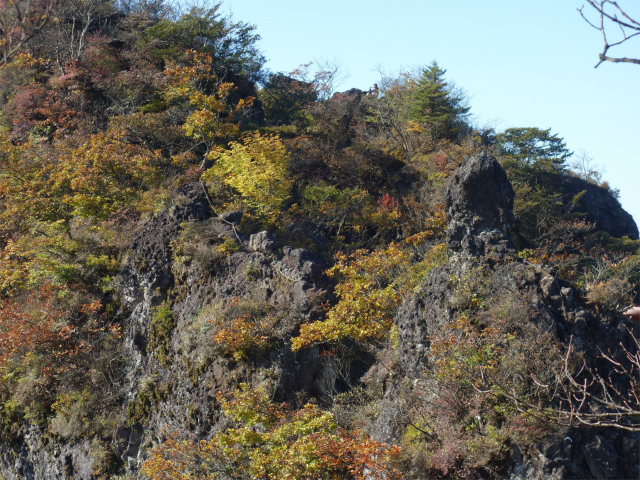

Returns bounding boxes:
[377,193,399,212]
[0,285,69,369]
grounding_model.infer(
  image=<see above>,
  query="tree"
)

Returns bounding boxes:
[145,4,265,82]
[29,0,117,74]
[495,127,572,178]
[292,241,447,350]
[289,58,350,102]
[202,132,293,216]
[258,73,317,126]
[409,61,470,140]
[0,285,66,369]
[362,69,425,158]
[0,0,54,66]
[162,50,255,153]
[579,0,640,67]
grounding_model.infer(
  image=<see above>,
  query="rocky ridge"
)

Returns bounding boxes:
[368,153,639,479]
[1,156,638,479]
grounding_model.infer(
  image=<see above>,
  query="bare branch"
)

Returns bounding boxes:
[579,0,640,67]
[0,0,55,66]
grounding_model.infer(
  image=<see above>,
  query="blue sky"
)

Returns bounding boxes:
[222,0,640,227]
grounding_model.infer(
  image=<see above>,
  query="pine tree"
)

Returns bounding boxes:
[409,61,470,140]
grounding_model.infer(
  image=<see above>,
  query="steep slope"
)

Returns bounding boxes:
[1,183,329,478]
[1,156,637,479]
[368,153,639,479]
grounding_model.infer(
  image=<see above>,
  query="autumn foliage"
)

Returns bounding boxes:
[0,1,637,477]
[142,384,401,480]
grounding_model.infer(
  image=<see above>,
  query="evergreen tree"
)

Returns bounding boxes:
[409,61,470,140]
[496,127,573,175]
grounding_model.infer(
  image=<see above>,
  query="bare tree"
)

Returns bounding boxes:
[473,327,640,432]
[579,0,640,67]
[360,67,424,159]
[27,0,116,74]
[290,57,350,101]
[0,0,54,66]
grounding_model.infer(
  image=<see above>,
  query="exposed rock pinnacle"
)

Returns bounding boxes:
[444,152,516,261]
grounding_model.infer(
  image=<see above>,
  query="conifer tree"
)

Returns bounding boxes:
[409,61,470,140]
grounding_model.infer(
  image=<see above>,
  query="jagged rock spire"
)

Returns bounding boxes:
[444,152,516,261]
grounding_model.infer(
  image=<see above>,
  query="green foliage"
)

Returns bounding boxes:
[162,50,255,150]
[409,61,470,140]
[298,184,372,247]
[145,4,265,82]
[398,292,564,476]
[49,387,118,439]
[496,127,573,180]
[258,73,317,126]
[0,0,636,474]
[583,253,640,311]
[148,303,175,367]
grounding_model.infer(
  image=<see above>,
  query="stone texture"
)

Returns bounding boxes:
[444,152,516,260]
[368,155,640,479]
[557,174,638,240]
[249,231,277,254]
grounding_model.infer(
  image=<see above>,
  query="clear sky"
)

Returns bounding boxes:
[222,0,640,227]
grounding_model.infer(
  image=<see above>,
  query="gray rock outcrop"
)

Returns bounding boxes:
[444,152,516,261]
[368,153,639,479]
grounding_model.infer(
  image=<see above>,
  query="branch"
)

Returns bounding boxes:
[579,0,640,68]
[0,0,55,66]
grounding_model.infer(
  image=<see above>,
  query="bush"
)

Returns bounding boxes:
[141,383,402,480]
[203,132,293,217]
[196,296,281,362]
[395,292,565,476]
[148,303,175,367]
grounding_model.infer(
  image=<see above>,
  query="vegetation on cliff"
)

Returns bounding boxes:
[0,1,638,478]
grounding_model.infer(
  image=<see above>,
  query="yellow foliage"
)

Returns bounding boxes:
[56,130,164,220]
[0,220,79,293]
[292,241,447,350]
[294,245,404,350]
[163,51,252,145]
[141,384,401,480]
[0,130,163,228]
[203,132,293,216]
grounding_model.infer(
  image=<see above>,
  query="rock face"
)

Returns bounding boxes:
[444,152,516,260]
[1,183,329,479]
[114,185,329,472]
[2,157,638,479]
[558,174,639,240]
[369,153,639,479]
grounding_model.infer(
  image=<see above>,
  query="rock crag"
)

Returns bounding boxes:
[369,153,639,479]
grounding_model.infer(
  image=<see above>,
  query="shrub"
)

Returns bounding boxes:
[293,241,446,350]
[203,132,293,217]
[197,297,281,362]
[141,383,402,480]
[148,303,175,367]
[395,292,565,476]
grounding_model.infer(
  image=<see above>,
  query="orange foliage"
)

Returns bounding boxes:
[0,285,71,370]
[142,384,402,480]
[211,312,278,361]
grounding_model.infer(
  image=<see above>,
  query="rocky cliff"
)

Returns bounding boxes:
[368,153,639,479]
[1,182,330,478]
[1,156,638,480]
